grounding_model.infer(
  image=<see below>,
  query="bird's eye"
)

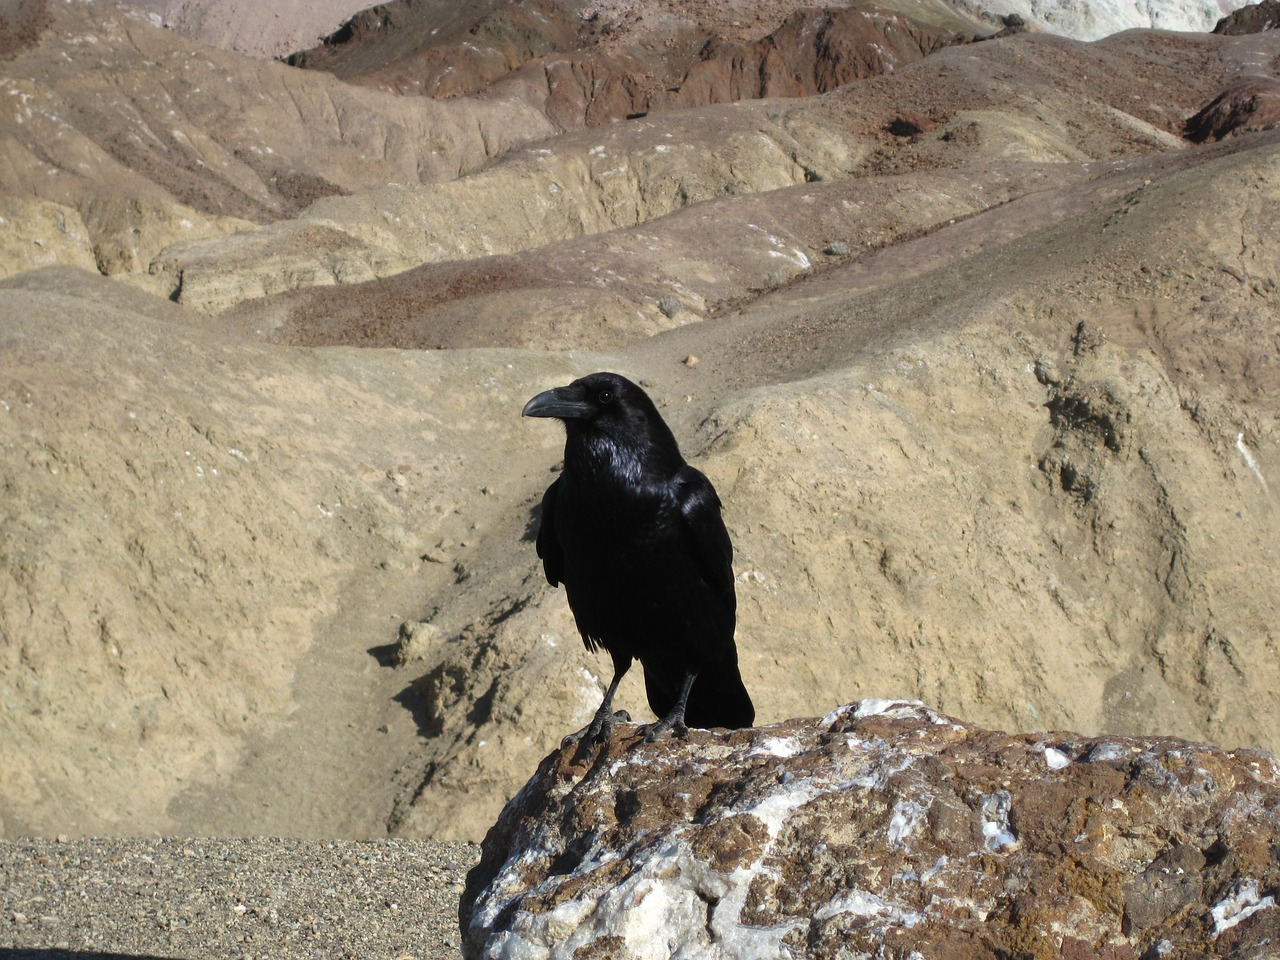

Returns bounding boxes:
[598,390,614,405]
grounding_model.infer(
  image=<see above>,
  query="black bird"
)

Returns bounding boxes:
[523,372,754,742]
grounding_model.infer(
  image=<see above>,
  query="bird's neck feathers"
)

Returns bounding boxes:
[564,418,684,486]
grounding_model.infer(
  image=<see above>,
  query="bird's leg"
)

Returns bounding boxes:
[644,671,696,742]
[584,670,625,742]
[564,653,633,748]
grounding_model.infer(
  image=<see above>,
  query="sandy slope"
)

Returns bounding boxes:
[1,1,1279,843]
[123,0,374,59]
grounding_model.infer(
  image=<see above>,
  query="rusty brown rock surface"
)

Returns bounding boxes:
[284,0,983,121]
[461,700,1280,960]
[1186,76,1280,141]
[1214,0,1280,35]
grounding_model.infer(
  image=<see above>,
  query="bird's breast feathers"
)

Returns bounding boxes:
[557,479,676,549]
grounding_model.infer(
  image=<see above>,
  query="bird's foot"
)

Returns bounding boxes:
[561,708,632,749]
[643,715,689,743]
[587,707,629,743]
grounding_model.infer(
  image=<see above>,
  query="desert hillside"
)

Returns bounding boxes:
[126,0,1258,58]
[1,0,1278,842]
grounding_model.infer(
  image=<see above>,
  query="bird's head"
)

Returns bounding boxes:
[523,372,682,471]
[522,371,638,421]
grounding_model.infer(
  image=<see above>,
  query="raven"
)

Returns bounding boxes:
[523,371,754,742]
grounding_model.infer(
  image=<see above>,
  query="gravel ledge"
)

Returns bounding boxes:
[0,837,480,960]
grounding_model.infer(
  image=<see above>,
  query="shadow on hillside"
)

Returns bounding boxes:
[355,497,551,742]
[366,639,400,667]
[522,500,542,543]
[393,674,440,737]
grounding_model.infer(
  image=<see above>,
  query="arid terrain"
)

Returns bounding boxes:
[2,0,1279,851]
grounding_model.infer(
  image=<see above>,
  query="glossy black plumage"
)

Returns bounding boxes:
[523,372,754,740]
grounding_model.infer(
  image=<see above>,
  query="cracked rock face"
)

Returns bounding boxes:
[461,700,1280,959]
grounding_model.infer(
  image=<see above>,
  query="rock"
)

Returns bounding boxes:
[394,621,445,666]
[461,700,1280,959]
[656,297,683,319]
[886,113,936,138]
[981,13,1036,40]
[1214,1,1280,34]
[1185,77,1280,142]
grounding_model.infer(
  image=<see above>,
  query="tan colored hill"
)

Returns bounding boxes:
[382,125,1280,840]
[0,0,557,295]
[150,28,1264,313]
[244,27,1241,349]
[0,0,1278,841]
[122,0,374,60]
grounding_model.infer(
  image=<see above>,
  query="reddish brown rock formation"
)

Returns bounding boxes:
[1186,77,1280,141]
[462,701,1280,959]
[1214,0,1280,34]
[666,7,976,108]
[287,0,585,96]
[287,1,979,126]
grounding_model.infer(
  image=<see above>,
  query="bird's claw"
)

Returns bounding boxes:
[643,716,689,743]
[562,708,632,749]
[586,711,614,743]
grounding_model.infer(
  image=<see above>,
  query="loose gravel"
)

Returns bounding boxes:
[0,837,480,960]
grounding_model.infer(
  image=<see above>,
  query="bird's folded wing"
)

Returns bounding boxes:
[674,465,736,618]
[536,475,565,587]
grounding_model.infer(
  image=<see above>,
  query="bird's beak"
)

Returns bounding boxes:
[522,384,594,420]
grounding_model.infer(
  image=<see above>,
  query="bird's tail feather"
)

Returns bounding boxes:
[645,661,755,730]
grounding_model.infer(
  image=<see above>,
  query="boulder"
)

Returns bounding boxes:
[461,700,1280,959]
[1185,77,1280,142]
[1214,1,1280,34]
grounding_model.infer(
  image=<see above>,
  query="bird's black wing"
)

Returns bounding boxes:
[670,464,753,729]
[673,465,736,620]
[535,476,565,587]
